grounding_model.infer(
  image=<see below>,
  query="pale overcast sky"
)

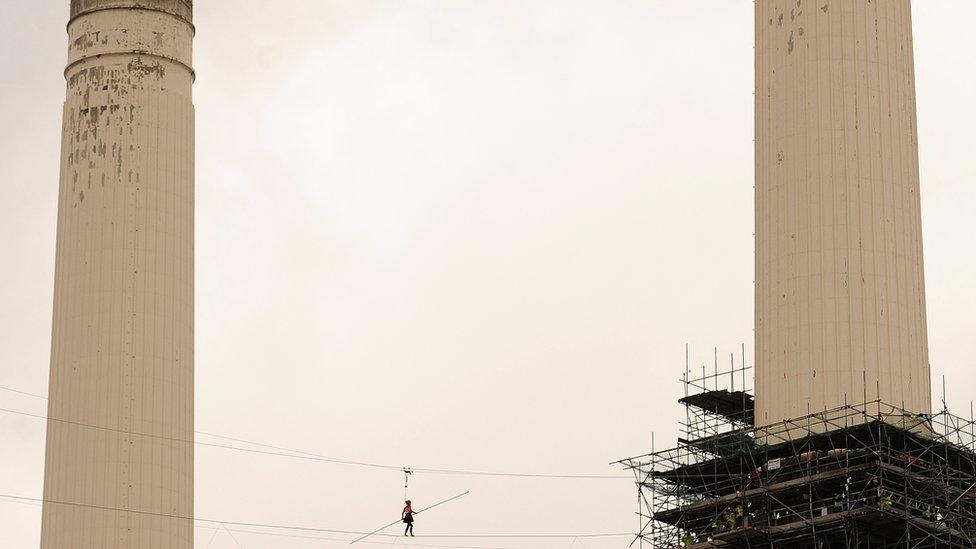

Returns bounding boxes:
[1,2,974,548]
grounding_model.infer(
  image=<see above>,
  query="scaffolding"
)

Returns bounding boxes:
[617,378,976,548]
[678,345,753,456]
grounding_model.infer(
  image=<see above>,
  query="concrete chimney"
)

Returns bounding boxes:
[754,0,931,425]
[41,1,195,547]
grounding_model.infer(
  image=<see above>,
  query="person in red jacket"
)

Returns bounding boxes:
[402,500,415,536]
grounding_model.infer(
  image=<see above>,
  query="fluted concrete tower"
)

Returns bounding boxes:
[755,0,931,426]
[41,1,194,547]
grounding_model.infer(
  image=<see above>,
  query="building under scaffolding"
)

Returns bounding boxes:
[621,3,967,546]
[616,366,976,548]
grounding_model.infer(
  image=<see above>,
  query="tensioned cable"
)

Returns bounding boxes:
[203,522,221,549]
[0,384,341,461]
[0,386,46,400]
[0,405,400,471]
[220,523,244,549]
[198,522,523,549]
[0,497,523,549]
[0,388,627,480]
[0,405,624,479]
[0,497,521,549]
[350,491,470,544]
[0,493,631,540]
[194,428,625,479]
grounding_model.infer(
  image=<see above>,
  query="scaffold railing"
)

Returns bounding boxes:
[616,400,976,548]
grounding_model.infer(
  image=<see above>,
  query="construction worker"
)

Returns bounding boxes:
[832,493,844,512]
[402,500,415,536]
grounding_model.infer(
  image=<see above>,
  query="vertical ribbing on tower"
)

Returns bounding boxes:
[754,0,930,426]
[41,2,194,547]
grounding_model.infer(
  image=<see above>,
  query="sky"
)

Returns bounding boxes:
[1,1,974,548]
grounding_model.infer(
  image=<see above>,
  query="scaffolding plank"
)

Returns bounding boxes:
[679,390,755,425]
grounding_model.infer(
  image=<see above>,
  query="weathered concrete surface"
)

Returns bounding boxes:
[754,0,931,426]
[41,1,194,547]
[71,0,193,23]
